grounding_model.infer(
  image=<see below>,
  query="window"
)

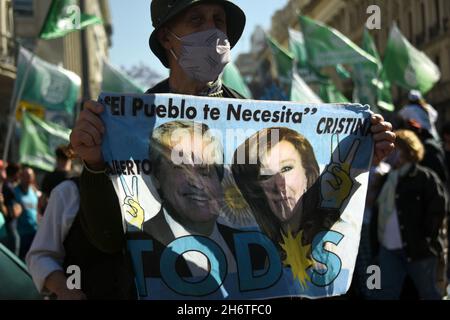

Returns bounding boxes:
[13,0,33,16]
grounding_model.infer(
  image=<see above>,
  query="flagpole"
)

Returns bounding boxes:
[2,46,37,162]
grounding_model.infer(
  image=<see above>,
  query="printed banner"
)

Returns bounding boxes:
[99,93,374,300]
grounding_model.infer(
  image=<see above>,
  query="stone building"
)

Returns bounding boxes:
[14,0,113,99]
[0,0,16,146]
[0,0,112,159]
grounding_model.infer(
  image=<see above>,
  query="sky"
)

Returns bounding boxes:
[109,0,289,78]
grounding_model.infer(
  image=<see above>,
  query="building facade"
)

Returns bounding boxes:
[13,0,113,99]
[239,0,450,126]
[0,0,16,155]
[0,0,112,160]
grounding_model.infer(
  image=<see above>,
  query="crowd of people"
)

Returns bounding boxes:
[0,146,73,262]
[351,90,450,300]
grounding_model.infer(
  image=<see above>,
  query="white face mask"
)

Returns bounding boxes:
[169,28,231,83]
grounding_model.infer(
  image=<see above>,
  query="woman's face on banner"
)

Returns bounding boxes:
[257,140,308,223]
[156,136,223,224]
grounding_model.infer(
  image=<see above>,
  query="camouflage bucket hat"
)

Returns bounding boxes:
[149,0,246,68]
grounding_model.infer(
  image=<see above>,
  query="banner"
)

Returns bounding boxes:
[39,0,102,40]
[299,15,377,68]
[99,93,374,300]
[101,60,146,94]
[15,47,81,127]
[383,24,441,94]
[19,112,71,172]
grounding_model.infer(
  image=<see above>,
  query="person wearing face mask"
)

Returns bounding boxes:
[374,130,448,300]
[68,0,396,299]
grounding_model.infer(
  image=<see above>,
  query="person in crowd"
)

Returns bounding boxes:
[27,177,86,300]
[67,0,395,299]
[39,145,73,217]
[375,130,447,300]
[352,162,390,299]
[2,163,22,256]
[0,161,8,246]
[441,122,450,187]
[14,166,39,260]
[398,90,440,141]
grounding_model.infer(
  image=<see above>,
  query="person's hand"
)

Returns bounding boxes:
[56,288,87,300]
[70,100,105,170]
[371,114,396,166]
[121,176,145,229]
[320,137,360,210]
[12,202,22,219]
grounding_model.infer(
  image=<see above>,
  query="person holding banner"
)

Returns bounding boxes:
[69,0,395,298]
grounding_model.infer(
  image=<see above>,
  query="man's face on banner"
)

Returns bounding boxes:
[257,140,308,223]
[155,135,223,225]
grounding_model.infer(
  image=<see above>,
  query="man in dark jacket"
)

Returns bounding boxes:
[68,0,396,299]
[375,130,447,300]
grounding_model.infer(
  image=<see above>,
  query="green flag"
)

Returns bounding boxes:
[299,15,377,68]
[290,71,322,103]
[101,60,146,94]
[39,0,102,40]
[319,80,349,103]
[288,28,308,69]
[221,62,253,99]
[14,47,81,128]
[353,29,394,112]
[383,24,440,94]
[19,112,71,172]
[289,28,350,82]
[266,35,294,81]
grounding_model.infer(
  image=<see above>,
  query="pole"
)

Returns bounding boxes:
[2,47,36,162]
[80,0,91,100]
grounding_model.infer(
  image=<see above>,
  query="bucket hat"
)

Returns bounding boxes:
[149,0,246,67]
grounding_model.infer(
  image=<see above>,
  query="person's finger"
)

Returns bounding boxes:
[371,114,384,124]
[77,108,105,134]
[375,141,395,158]
[128,199,141,210]
[120,176,132,198]
[132,176,138,200]
[70,129,96,148]
[75,121,103,145]
[330,134,341,163]
[126,207,137,218]
[371,121,393,134]
[83,100,104,115]
[326,178,340,190]
[373,130,396,143]
[332,166,352,184]
[343,139,360,166]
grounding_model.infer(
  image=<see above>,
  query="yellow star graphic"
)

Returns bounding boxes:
[279,230,314,289]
